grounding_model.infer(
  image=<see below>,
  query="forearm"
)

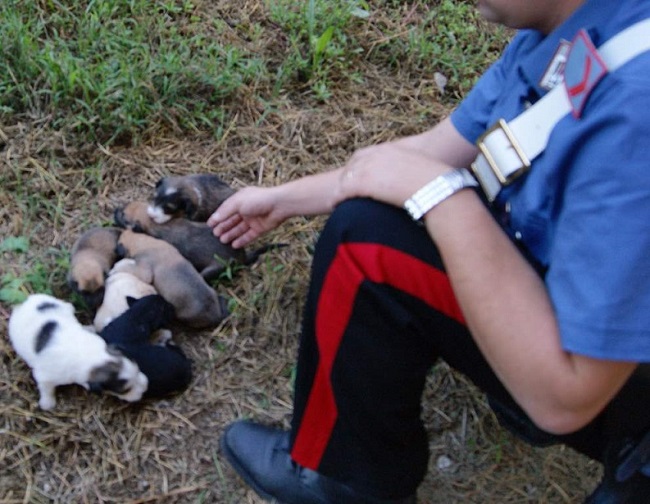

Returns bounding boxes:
[424,190,636,433]
[273,167,343,220]
[392,116,479,169]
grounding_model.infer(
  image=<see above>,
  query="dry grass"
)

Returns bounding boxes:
[1,2,602,503]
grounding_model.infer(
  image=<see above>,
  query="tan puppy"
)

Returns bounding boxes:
[147,174,235,223]
[68,227,122,309]
[116,229,228,328]
[93,258,158,332]
[115,201,246,280]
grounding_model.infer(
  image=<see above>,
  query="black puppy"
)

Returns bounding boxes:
[99,295,192,399]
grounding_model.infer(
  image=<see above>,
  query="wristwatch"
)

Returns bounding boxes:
[403,168,478,221]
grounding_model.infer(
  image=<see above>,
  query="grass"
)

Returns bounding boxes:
[0,2,602,503]
[1,0,505,146]
[1,0,266,144]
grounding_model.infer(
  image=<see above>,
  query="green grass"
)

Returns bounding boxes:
[370,0,508,100]
[267,0,370,99]
[1,0,508,145]
[1,0,266,144]
[0,237,69,304]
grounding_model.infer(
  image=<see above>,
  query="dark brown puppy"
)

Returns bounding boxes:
[115,229,228,329]
[116,201,287,281]
[115,201,245,280]
[147,174,235,224]
[68,227,122,309]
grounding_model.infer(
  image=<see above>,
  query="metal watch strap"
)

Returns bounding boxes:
[403,168,478,221]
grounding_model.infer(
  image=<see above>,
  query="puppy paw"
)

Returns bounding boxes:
[152,329,173,345]
[38,396,57,410]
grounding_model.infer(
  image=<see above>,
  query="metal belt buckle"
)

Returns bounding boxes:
[472,119,531,199]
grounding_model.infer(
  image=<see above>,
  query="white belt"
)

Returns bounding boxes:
[471,18,650,202]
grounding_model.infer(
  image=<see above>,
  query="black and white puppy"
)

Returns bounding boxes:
[8,293,148,410]
[147,174,235,224]
[99,295,193,399]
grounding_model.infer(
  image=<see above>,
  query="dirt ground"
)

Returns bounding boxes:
[1,3,603,503]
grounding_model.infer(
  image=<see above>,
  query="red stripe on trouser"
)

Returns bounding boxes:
[291,242,465,469]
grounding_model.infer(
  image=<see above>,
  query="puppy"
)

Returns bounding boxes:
[68,227,122,310]
[115,201,288,280]
[100,295,192,398]
[93,258,158,332]
[116,229,229,328]
[116,201,245,279]
[8,293,148,410]
[147,174,235,224]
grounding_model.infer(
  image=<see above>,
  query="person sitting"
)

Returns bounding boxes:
[208,0,650,502]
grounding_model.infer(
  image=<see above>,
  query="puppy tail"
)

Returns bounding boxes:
[243,243,289,266]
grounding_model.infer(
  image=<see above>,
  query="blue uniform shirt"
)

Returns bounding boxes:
[451,0,650,361]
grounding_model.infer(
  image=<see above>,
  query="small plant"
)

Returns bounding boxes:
[267,0,370,98]
[0,237,69,304]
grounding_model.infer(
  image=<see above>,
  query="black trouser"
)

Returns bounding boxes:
[288,198,650,500]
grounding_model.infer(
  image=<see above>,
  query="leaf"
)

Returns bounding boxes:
[350,7,370,19]
[0,277,27,304]
[0,236,30,253]
[314,26,335,57]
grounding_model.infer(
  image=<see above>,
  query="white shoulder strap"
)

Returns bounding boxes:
[472,18,650,202]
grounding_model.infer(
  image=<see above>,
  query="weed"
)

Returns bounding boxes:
[267,0,369,98]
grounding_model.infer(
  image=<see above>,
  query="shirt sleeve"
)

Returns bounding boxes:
[546,67,650,361]
[450,31,529,144]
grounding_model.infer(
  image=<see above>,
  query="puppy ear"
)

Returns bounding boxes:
[180,197,195,216]
[68,277,80,292]
[88,381,104,394]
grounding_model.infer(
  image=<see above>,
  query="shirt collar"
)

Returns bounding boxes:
[516,0,639,99]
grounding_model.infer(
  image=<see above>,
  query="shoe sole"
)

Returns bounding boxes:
[219,426,280,503]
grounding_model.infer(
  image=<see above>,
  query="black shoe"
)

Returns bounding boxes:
[584,434,650,504]
[584,471,650,504]
[220,420,417,504]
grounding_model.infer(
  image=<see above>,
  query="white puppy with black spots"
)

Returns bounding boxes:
[8,293,148,410]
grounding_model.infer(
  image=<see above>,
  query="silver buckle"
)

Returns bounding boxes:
[471,119,531,192]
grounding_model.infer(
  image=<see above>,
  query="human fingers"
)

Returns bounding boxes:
[218,219,251,246]
[231,227,260,249]
[206,190,244,227]
[211,213,242,239]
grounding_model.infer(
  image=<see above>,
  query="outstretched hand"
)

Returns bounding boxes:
[207,186,286,249]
